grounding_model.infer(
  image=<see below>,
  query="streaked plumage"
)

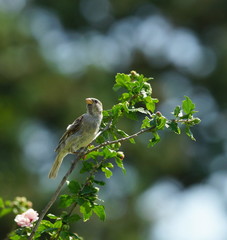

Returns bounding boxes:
[48,98,103,179]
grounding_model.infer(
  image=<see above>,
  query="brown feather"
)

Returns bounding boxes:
[55,115,84,152]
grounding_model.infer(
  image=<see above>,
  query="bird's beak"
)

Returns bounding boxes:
[86,98,93,105]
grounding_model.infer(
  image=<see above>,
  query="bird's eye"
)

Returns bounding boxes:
[94,99,98,103]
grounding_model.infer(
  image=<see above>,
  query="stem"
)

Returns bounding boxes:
[28,126,155,239]
[28,151,84,240]
[85,125,156,155]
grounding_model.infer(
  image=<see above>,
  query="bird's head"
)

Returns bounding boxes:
[85,98,103,116]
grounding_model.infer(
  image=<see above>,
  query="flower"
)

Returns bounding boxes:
[14,208,39,227]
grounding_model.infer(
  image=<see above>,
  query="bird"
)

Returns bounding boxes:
[48,98,103,179]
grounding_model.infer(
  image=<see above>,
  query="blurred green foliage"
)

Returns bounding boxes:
[0,0,226,239]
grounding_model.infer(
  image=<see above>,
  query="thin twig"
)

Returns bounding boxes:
[28,125,155,239]
[28,151,84,240]
[85,125,156,155]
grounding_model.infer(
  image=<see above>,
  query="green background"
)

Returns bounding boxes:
[1,0,227,239]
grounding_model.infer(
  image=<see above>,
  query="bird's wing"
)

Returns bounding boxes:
[55,114,84,152]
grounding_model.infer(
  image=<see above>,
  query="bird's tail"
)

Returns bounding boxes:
[48,152,67,179]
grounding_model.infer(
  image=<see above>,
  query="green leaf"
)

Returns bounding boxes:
[129,107,150,115]
[115,157,126,174]
[129,138,136,144]
[113,73,131,91]
[145,96,156,112]
[122,101,129,113]
[121,92,130,100]
[93,205,106,221]
[190,117,201,125]
[63,214,81,224]
[156,116,167,130]
[47,214,58,220]
[111,104,123,117]
[101,167,113,178]
[102,148,118,159]
[123,110,138,121]
[93,179,105,186]
[167,121,181,134]
[59,195,75,208]
[80,202,93,222]
[68,180,81,194]
[81,185,98,195]
[80,161,94,173]
[40,219,54,228]
[9,234,25,240]
[117,129,129,137]
[148,131,161,147]
[185,126,196,141]
[53,220,62,228]
[182,96,195,114]
[173,105,181,117]
[141,116,151,129]
[102,110,109,117]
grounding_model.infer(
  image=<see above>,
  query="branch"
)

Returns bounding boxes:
[28,125,155,239]
[85,125,156,155]
[28,150,84,240]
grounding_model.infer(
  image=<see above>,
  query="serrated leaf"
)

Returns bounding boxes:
[121,92,130,100]
[167,121,181,134]
[101,167,113,178]
[68,180,81,194]
[156,116,167,130]
[129,107,149,115]
[182,96,195,114]
[63,214,81,224]
[143,81,152,95]
[93,205,106,221]
[192,117,201,125]
[148,131,161,147]
[102,110,109,117]
[113,73,131,91]
[40,219,54,228]
[59,195,74,208]
[102,148,117,159]
[80,202,93,222]
[80,161,94,173]
[85,151,103,160]
[145,96,156,112]
[81,185,98,195]
[123,110,138,120]
[111,104,123,117]
[115,158,126,174]
[122,101,129,113]
[53,220,62,228]
[141,116,151,129]
[173,105,181,117]
[185,126,196,141]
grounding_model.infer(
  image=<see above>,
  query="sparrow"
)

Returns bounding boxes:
[48,98,103,179]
